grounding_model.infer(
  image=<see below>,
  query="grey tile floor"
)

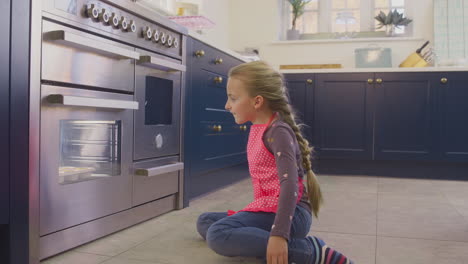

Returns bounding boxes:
[41,174,468,264]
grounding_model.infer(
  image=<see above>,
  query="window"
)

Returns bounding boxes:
[281,0,409,39]
[136,0,175,15]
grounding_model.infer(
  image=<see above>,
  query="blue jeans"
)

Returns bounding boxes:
[197,206,320,263]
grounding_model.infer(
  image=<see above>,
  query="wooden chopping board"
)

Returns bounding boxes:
[280,64,342,69]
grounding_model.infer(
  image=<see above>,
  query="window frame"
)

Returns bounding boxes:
[280,0,411,40]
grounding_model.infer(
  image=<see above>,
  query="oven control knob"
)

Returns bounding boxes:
[129,20,137,33]
[173,38,179,48]
[86,4,100,20]
[120,17,128,31]
[153,30,160,42]
[155,134,163,149]
[99,9,110,25]
[143,26,152,40]
[160,33,167,45]
[166,36,173,47]
[111,13,120,28]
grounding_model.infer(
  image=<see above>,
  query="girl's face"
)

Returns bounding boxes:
[225,77,256,124]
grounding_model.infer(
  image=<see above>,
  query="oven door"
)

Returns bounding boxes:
[40,85,138,236]
[134,49,186,160]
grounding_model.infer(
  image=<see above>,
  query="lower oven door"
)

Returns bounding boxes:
[132,156,183,206]
[40,85,138,236]
[134,48,185,160]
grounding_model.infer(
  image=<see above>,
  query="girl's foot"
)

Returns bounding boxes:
[306,236,354,264]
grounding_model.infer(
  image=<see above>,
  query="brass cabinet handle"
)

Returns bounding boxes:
[306,79,313,84]
[240,125,247,131]
[376,78,383,84]
[441,77,448,84]
[212,125,222,132]
[367,79,374,84]
[214,76,223,84]
[214,58,223,64]
[195,50,205,57]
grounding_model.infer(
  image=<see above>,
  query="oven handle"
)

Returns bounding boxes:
[45,30,140,60]
[135,162,184,177]
[138,55,187,72]
[47,94,139,110]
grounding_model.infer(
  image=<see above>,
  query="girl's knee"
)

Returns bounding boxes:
[205,222,235,256]
[196,213,213,240]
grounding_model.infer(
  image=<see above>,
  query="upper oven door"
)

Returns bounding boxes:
[42,19,138,93]
[134,49,186,160]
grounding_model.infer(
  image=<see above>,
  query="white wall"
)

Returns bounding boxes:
[228,0,434,68]
[180,0,231,49]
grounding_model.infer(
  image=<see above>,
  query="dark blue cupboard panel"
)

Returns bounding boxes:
[285,74,314,145]
[374,73,436,160]
[184,37,248,202]
[190,121,247,176]
[0,0,10,225]
[314,73,374,159]
[438,72,468,162]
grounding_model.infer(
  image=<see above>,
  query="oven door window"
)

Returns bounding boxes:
[59,120,122,184]
[145,76,173,125]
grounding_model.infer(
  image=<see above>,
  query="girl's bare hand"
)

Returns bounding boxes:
[267,236,288,264]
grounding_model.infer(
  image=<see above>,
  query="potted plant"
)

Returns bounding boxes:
[375,9,412,37]
[287,0,312,40]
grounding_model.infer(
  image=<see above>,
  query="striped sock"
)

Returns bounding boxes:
[306,236,354,264]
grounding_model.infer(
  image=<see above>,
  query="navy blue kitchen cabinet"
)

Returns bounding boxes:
[184,37,249,203]
[314,73,374,160]
[374,72,438,161]
[285,71,468,163]
[284,74,315,145]
[437,72,468,162]
[0,0,10,226]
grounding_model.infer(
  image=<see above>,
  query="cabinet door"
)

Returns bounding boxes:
[0,0,10,225]
[189,68,247,176]
[284,74,314,144]
[314,73,374,159]
[437,72,468,162]
[374,72,437,160]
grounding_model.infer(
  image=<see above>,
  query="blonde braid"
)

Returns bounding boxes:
[275,102,323,218]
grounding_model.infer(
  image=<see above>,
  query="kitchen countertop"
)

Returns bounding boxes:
[280,66,468,74]
[187,29,248,62]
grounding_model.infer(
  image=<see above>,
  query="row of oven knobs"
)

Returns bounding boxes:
[142,27,179,48]
[86,4,136,32]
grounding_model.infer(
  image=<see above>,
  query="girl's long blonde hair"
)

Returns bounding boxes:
[229,61,323,218]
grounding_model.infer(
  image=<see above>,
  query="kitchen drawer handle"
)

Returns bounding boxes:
[441,77,448,84]
[376,78,383,84]
[367,79,374,84]
[214,76,223,83]
[135,162,184,177]
[138,55,187,72]
[214,58,223,64]
[240,125,247,131]
[46,94,139,110]
[212,125,222,132]
[195,50,205,57]
[45,30,140,60]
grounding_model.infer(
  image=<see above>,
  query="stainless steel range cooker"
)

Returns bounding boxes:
[35,0,187,259]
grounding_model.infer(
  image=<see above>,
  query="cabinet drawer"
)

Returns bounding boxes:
[195,70,231,122]
[132,157,182,206]
[191,39,242,74]
[190,121,248,175]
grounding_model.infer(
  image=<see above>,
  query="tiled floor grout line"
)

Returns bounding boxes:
[376,234,468,244]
